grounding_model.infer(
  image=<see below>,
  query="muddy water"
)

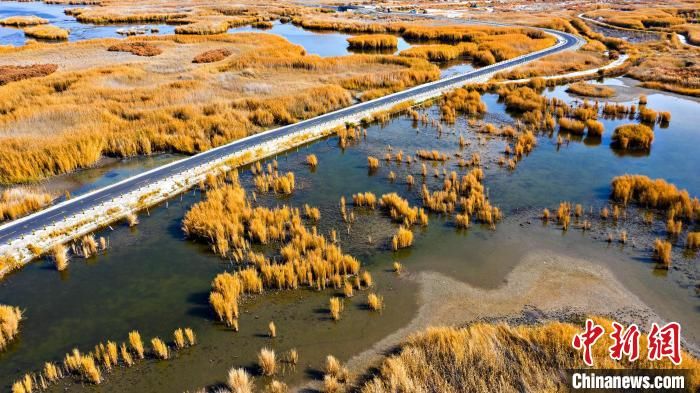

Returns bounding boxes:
[0,78,698,391]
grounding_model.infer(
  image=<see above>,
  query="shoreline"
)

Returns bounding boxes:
[293,248,698,391]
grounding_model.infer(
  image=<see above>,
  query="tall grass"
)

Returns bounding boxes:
[306,154,319,168]
[367,293,383,311]
[228,367,253,393]
[392,227,414,250]
[258,348,276,376]
[0,304,23,351]
[653,238,672,267]
[361,318,700,392]
[329,297,344,321]
[50,244,69,271]
[151,337,169,359]
[0,188,53,222]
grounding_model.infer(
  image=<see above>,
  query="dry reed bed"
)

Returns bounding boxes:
[585,8,686,30]
[360,317,700,392]
[0,187,53,222]
[182,173,371,329]
[107,41,162,56]
[0,33,437,184]
[10,327,196,391]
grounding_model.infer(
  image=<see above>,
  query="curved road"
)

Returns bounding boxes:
[0,27,583,246]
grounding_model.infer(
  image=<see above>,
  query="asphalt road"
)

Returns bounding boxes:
[0,28,583,245]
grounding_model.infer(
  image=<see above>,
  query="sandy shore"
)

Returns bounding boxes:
[296,248,697,391]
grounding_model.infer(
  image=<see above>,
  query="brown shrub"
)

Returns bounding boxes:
[193,48,232,63]
[0,64,58,85]
[107,42,162,56]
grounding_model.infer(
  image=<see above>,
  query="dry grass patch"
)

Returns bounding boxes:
[495,50,608,80]
[566,82,615,98]
[192,48,232,63]
[361,318,700,393]
[107,41,162,56]
[0,64,58,86]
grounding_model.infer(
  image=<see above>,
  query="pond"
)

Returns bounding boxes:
[0,77,698,391]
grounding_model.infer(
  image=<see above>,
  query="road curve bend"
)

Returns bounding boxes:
[0,27,584,248]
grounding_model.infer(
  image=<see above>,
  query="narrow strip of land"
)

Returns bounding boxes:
[0,26,583,266]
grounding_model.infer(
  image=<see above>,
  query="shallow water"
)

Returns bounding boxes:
[0,1,175,46]
[229,21,411,57]
[0,78,698,391]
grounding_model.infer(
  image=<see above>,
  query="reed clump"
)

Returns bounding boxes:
[353,192,377,209]
[107,42,162,56]
[440,88,486,123]
[611,175,699,219]
[50,244,69,271]
[193,48,232,63]
[367,293,383,311]
[347,34,398,49]
[254,171,295,194]
[306,154,318,168]
[558,118,585,135]
[268,321,276,338]
[151,337,169,359]
[416,150,448,161]
[585,119,604,137]
[329,297,344,321]
[258,348,277,376]
[228,367,253,393]
[392,226,414,250]
[566,82,615,98]
[687,232,700,249]
[653,238,672,267]
[612,124,654,151]
[0,304,23,351]
[367,156,380,170]
[360,318,700,393]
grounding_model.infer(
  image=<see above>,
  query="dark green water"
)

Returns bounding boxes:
[0,78,698,391]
